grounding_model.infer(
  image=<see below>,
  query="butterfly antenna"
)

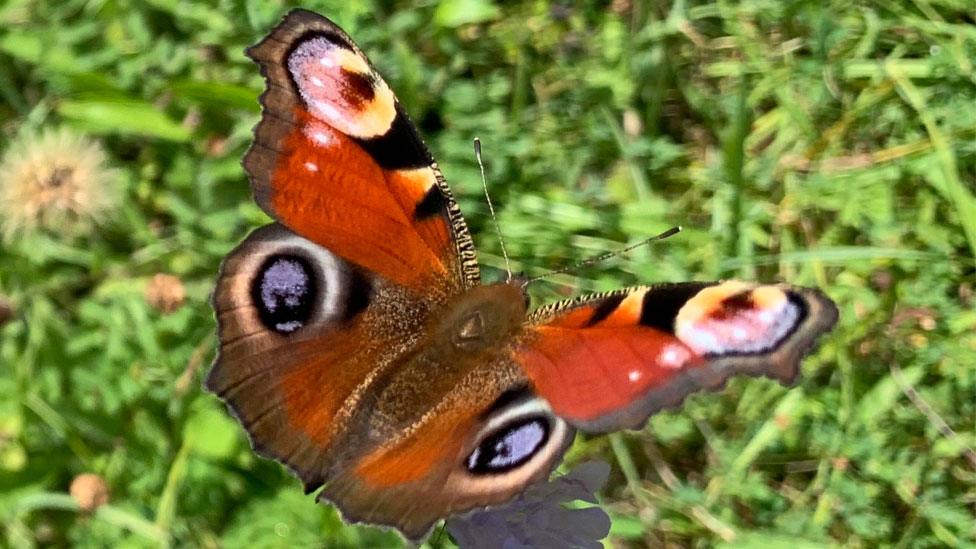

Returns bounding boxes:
[474,137,513,281]
[523,226,682,286]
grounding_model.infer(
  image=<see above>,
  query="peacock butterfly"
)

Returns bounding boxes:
[205,9,838,541]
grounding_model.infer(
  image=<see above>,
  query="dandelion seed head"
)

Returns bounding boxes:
[0,127,120,241]
[145,273,186,314]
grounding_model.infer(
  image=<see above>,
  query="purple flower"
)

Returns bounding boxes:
[447,461,612,549]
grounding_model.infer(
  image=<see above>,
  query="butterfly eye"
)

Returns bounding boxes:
[251,254,317,334]
[466,417,550,474]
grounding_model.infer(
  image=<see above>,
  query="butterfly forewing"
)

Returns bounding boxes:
[515,281,838,432]
[243,9,478,293]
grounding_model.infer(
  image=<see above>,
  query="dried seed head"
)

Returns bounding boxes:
[145,273,186,314]
[610,0,632,15]
[70,473,110,512]
[0,127,120,241]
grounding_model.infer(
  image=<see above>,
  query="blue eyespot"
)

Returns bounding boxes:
[466,417,550,474]
[252,254,316,334]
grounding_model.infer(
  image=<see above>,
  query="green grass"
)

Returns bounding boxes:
[1,0,974,547]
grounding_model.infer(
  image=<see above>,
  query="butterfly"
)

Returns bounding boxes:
[205,8,839,542]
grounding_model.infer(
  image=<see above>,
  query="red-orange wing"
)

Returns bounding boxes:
[244,9,478,293]
[514,281,837,432]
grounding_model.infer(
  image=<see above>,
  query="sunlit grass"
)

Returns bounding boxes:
[1,1,973,547]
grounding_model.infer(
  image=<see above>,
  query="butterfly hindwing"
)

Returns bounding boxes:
[206,223,400,490]
[322,387,574,540]
[514,281,838,432]
[244,9,478,293]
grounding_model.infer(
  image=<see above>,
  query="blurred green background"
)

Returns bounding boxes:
[1,0,974,547]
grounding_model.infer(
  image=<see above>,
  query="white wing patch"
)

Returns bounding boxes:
[288,36,396,139]
[675,281,800,355]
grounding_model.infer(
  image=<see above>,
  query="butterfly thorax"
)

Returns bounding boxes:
[363,283,528,436]
[434,282,527,354]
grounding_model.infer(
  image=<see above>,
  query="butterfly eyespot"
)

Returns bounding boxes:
[466,416,550,474]
[251,254,317,334]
